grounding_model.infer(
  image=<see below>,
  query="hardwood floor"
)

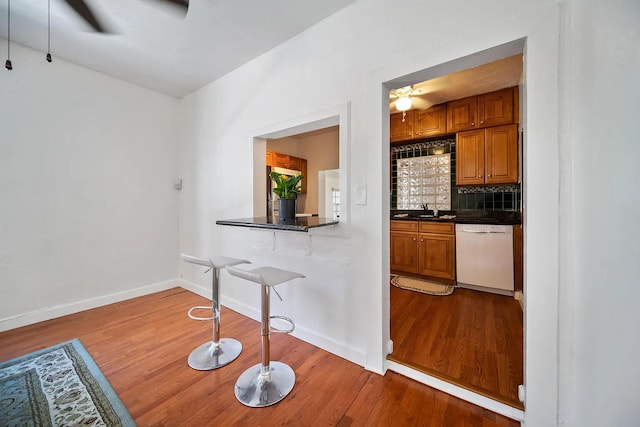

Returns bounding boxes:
[0,288,519,426]
[389,283,524,408]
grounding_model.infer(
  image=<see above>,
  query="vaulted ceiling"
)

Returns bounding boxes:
[0,0,358,97]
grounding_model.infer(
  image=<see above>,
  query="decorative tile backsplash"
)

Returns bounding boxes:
[391,138,521,211]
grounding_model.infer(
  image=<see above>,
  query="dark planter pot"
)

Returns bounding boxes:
[278,198,296,224]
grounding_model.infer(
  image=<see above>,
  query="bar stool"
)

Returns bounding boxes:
[181,254,250,370]
[226,265,305,407]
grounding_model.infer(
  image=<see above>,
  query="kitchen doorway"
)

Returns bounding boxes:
[385,40,525,413]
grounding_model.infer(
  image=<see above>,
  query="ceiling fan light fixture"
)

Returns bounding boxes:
[396,96,412,112]
[5,59,12,70]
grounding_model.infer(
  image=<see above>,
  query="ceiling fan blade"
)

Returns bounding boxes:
[412,97,435,110]
[64,0,107,32]
[159,0,189,10]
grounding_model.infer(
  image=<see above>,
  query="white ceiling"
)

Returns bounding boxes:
[0,0,358,98]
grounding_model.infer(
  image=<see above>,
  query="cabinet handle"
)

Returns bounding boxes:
[413,237,416,241]
[420,239,424,242]
[480,120,484,124]
[488,174,492,177]
[471,122,475,126]
[479,174,482,178]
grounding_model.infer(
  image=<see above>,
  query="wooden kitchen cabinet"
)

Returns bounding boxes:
[390,221,455,282]
[390,221,419,273]
[456,129,486,186]
[485,124,518,184]
[390,111,414,142]
[478,87,514,128]
[447,96,478,133]
[418,222,456,281]
[447,87,515,132]
[414,104,447,138]
[390,105,449,143]
[273,152,290,168]
[456,124,518,186]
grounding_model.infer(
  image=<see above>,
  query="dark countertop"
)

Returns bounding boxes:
[216,216,339,232]
[391,210,521,225]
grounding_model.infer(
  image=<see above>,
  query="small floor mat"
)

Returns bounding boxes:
[391,275,455,296]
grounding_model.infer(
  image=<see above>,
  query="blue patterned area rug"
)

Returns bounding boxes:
[0,339,136,426]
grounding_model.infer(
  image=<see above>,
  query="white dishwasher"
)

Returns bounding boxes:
[455,223,514,295]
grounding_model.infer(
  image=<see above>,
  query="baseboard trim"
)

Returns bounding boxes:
[514,290,524,310]
[178,281,368,368]
[386,360,525,422]
[0,279,178,333]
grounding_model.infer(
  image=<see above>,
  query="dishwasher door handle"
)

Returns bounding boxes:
[460,230,506,234]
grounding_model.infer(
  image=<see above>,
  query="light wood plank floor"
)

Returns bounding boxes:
[389,283,524,408]
[0,288,519,426]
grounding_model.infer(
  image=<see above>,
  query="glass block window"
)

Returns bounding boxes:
[396,153,451,210]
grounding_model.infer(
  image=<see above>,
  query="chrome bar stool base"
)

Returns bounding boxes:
[235,361,296,407]
[226,265,305,408]
[188,338,243,371]
[181,254,250,371]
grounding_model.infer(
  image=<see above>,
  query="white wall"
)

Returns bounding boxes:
[558,0,640,425]
[0,43,180,330]
[177,0,565,424]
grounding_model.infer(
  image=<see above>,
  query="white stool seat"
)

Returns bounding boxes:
[182,254,250,270]
[226,266,305,287]
[181,253,250,370]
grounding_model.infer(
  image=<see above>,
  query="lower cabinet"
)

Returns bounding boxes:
[390,221,456,283]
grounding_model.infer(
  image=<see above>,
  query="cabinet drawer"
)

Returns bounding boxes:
[391,220,418,232]
[419,222,455,234]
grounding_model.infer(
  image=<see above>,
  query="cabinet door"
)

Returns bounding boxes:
[414,105,447,137]
[288,156,300,171]
[456,129,485,186]
[478,87,514,128]
[273,152,289,168]
[447,96,477,132]
[418,233,455,280]
[266,150,274,167]
[390,111,414,142]
[299,158,307,194]
[485,124,518,184]
[390,231,418,273]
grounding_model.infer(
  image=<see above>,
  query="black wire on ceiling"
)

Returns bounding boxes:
[46,0,52,62]
[5,0,12,70]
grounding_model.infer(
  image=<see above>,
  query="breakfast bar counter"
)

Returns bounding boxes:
[216,217,339,232]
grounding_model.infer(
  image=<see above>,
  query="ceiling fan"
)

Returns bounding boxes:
[389,77,454,113]
[63,0,189,33]
[389,85,435,113]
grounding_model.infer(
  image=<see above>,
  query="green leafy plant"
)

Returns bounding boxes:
[270,171,304,199]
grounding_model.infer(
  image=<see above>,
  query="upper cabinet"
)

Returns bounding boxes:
[390,105,448,143]
[414,104,447,138]
[456,124,518,186]
[390,110,415,142]
[447,87,516,133]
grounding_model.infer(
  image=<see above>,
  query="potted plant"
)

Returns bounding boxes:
[270,171,304,223]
